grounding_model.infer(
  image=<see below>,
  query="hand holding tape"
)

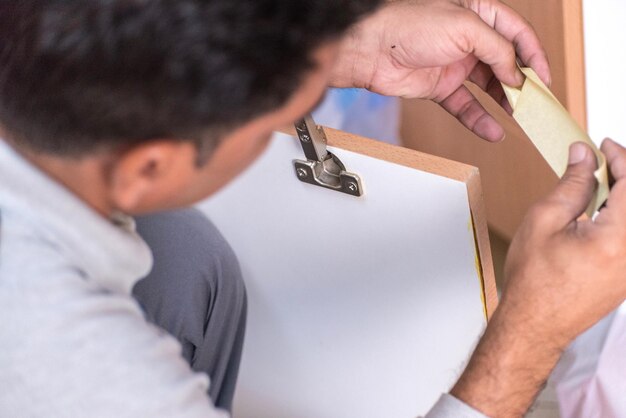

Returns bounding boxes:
[502,68,609,216]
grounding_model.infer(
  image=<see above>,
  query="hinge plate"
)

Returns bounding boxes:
[292,115,364,197]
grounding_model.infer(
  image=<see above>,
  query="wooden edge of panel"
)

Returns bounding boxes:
[281,125,476,182]
[466,172,499,319]
[563,0,588,129]
[280,125,499,319]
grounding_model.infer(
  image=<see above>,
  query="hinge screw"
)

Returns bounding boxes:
[296,168,308,179]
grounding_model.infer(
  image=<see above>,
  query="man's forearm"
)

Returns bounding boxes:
[450,303,566,417]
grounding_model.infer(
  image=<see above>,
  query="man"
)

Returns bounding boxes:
[0,1,625,417]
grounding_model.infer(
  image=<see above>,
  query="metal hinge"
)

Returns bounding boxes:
[292,115,363,197]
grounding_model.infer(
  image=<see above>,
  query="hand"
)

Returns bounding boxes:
[450,140,626,417]
[330,0,550,142]
[503,140,626,345]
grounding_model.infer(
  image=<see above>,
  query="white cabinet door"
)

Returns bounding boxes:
[198,130,493,418]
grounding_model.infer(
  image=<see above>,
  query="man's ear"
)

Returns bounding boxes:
[108,140,197,214]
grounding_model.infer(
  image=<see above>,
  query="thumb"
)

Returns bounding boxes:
[540,142,598,228]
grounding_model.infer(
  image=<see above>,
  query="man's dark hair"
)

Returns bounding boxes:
[0,0,380,156]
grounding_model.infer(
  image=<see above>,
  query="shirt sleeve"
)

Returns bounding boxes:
[423,394,489,418]
[552,302,626,417]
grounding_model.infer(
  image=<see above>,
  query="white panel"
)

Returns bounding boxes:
[583,0,626,146]
[197,132,486,417]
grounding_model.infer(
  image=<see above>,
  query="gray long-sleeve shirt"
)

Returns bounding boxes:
[0,139,486,417]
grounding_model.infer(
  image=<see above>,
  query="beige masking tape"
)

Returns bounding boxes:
[502,67,609,217]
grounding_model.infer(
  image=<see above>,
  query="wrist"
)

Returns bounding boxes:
[450,304,566,417]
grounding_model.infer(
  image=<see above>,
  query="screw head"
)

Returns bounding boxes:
[296,168,308,179]
[300,134,311,143]
[347,182,358,192]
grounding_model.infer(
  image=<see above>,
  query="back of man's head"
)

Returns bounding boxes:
[0,0,379,156]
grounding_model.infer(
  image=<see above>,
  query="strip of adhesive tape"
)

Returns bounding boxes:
[501,67,608,217]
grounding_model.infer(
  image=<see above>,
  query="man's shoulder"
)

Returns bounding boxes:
[0,211,90,297]
[0,230,219,416]
[0,212,146,342]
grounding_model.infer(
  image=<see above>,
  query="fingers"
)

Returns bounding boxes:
[439,84,505,142]
[533,143,597,230]
[596,139,626,222]
[468,0,551,87]
[463,13,525,88]
[467,61,512,114]
[601,138,626,181]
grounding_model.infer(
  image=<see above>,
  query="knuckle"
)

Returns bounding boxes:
[456,11,481,47]
[503,40,516,57]
[553,176,595,205]
[616,145,626,160]
[610,156,626,179]
[561,171,594,190]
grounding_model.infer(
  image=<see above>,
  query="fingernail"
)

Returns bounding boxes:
[569,142,588,165]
